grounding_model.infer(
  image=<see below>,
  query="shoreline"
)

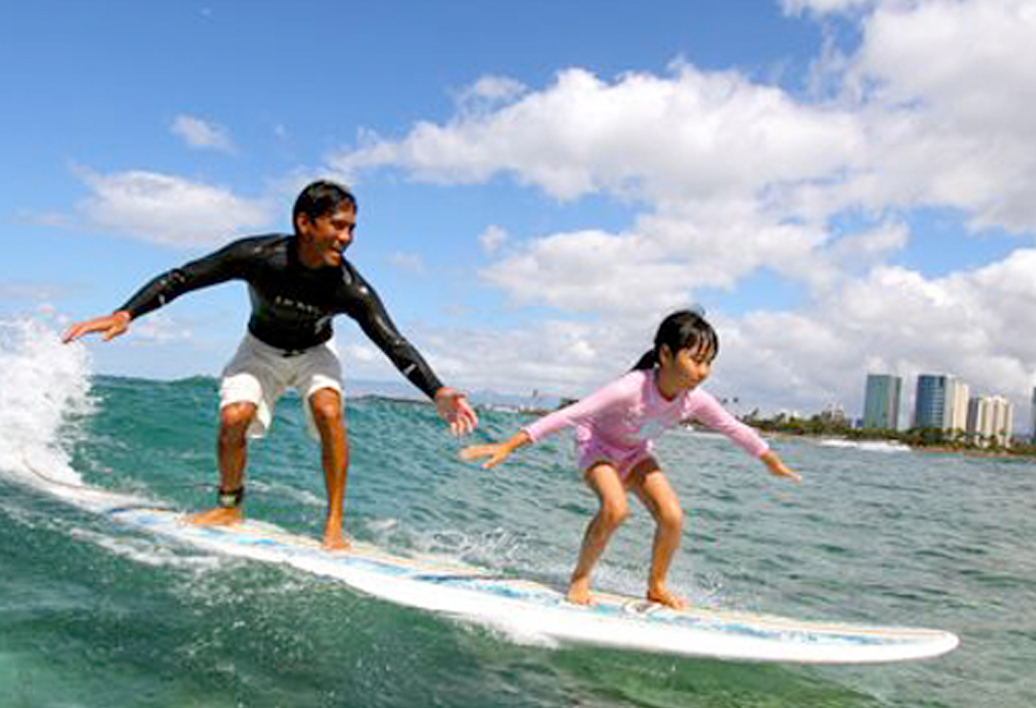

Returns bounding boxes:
[765,431,1036,461]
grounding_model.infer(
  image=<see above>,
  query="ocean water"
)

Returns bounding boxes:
[1,318,1034,708]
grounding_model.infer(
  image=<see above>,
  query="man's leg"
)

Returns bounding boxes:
[189,401,257,526]
[309,387,350,550]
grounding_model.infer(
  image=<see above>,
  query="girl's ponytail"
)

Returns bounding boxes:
[632,349,658,371]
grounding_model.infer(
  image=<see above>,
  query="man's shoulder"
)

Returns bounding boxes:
[337,257,371,289]
[211,233,291,263]
[227,233,290,250]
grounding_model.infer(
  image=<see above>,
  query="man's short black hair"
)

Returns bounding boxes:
[293,180,358,230]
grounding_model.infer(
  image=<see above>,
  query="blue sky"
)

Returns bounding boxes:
[3,0,1035,427]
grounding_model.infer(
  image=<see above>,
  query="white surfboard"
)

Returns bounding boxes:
[108,507,959,664]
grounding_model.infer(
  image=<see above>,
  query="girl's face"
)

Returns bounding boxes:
[659,342,714,392]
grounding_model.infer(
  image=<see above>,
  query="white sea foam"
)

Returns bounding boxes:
[250,479,325,507]
[474,619,560,649]
[0,316,144,511]
[817,438,911,454]
[68,526,225,571]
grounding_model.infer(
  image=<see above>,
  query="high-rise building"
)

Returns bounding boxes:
[863,374,901,430]
[1031,387,1036,441]
[967,395,1014,448]
[945,379,970,435]
[915,374,969,432]
[915,374,948,429]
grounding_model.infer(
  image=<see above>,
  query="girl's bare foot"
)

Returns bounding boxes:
[566,577,594,605]
[322,527,352,551]
[647,585,687,609]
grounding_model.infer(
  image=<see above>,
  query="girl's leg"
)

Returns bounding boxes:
[629,458,686,609]
[568,462,629,605]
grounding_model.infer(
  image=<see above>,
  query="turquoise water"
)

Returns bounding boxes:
[1,320,1035,707]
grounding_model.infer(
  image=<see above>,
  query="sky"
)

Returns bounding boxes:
[2,0,1035,428]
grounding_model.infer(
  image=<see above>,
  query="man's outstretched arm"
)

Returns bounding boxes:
[349,275,478,435]
[62,236,261,345]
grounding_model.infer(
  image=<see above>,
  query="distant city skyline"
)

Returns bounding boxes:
[862,371,1024,441]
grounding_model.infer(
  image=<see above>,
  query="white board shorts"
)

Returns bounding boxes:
[219,333,343,440]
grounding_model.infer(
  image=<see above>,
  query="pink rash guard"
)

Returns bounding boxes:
[522,369,770,478]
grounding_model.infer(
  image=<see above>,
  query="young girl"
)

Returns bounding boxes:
[461,310,800,609]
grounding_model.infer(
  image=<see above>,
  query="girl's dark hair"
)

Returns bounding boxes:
[293,180,358,230]
[632,308,718,370]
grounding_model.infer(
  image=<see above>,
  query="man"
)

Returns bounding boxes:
[63,180,478,549]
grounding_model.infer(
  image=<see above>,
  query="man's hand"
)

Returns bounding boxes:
[62,311,132,344]
[435,387,479,436]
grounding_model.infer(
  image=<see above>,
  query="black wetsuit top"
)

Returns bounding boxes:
[118,234,444,399]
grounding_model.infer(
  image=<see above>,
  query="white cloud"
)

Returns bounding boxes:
[481,227,691,313]
[344,344,379,364]
[388,251,426,274]
[330,64,865,204]
[0,282,68,302]
[781,0,874,16]
[124,311,194,345]
[331,63,865,313]
[480,200,832,314]
[74,168,274,247]
[478,225,508,254]
[829,0,1036,231]
[454,75,527,114]
[171,114,235,153]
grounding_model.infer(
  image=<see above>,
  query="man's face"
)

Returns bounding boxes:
[296,206,357,267]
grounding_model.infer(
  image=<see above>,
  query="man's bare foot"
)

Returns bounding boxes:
[566,578,595,605]
[186,507,243,526]
[647,585,687,609]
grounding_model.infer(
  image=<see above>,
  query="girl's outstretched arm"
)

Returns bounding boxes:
[761,450,801,482]
[460,431,532,469]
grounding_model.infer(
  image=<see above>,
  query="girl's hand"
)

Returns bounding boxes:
[460,431,531,469]
[460,443,514,469]
[761,450,801,483]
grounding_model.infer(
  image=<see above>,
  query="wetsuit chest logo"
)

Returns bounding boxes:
[273,295,326,317]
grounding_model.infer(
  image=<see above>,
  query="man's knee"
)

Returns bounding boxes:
[309,389,343,427]
[220,402,257,434]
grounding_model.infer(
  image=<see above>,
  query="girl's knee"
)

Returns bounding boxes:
[600,500,630,528]
[656,502,683,531]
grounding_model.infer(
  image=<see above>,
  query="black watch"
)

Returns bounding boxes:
[217,486,245,509]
